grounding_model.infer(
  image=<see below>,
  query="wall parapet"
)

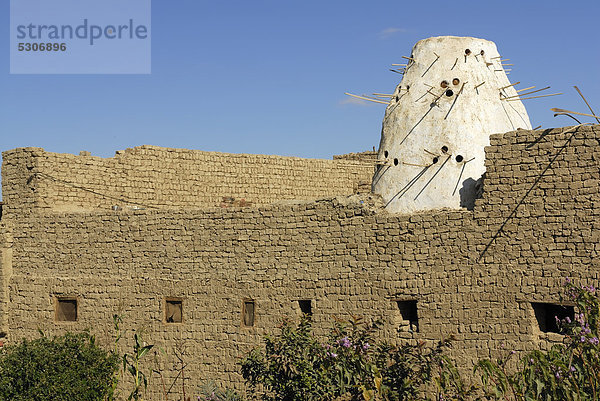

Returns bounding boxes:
[1,145,374,216]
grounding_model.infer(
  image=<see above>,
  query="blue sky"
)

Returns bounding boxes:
[1,0,599,167]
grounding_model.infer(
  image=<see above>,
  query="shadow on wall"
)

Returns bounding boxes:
[459,174,484,211]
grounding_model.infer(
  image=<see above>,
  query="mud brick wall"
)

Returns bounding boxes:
[333,150,378,162]
[7,198,481,398]
[473,124,600,348]
[1,145,374,216]
[0,223,11,339]
[1,147,41,216]
[1,124,599,399]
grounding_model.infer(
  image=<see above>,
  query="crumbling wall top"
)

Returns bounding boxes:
[1,145,374,217]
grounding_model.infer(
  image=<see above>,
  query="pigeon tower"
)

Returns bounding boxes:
[372,36,532,213]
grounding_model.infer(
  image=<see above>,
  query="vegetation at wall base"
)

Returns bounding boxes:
[239,282,600,400]
[240,316,473,401]
[198,381,245,401]
[0,331,119,401]
[123,332,154,401]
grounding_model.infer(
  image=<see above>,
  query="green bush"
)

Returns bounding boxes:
[231,281,600,400]
[240,316,472,401]
[198,380,245,401]
[241,317,328,401]
[0,331,119,401]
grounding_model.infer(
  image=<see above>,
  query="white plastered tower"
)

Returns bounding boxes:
[372,36,531,213]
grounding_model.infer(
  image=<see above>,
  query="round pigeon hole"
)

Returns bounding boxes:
[480,50,485,55]
[440,80,449,88]
[452,78,460,85]
[441,146,448,153]
[432,157,439,164]
[456,155,464,163]
[394,158,399,166]
[445,89,454,97]
[384,150,389,158]
[465,49,471,55]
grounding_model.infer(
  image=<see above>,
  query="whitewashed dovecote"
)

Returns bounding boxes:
[372,36,531,213]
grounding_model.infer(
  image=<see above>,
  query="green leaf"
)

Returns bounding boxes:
[138,344,153,359]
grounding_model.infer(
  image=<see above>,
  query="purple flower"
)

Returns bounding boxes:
[590,337,599,345]
[339,337,351,348]
[510,350,516,355]
[566,317,571,323]
[581,336,587,343]
[327,352,338,358]
[362,343,370,351]
[555,372,561,379]
[570,366,576,372]
[529,358,534,364]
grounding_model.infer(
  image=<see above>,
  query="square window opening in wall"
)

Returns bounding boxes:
[396,300,419,333]
[165,298,183,323]
[298,300,312,318]
[242,300,255,327]
[55,297,77,322]
[532,302,574,334]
